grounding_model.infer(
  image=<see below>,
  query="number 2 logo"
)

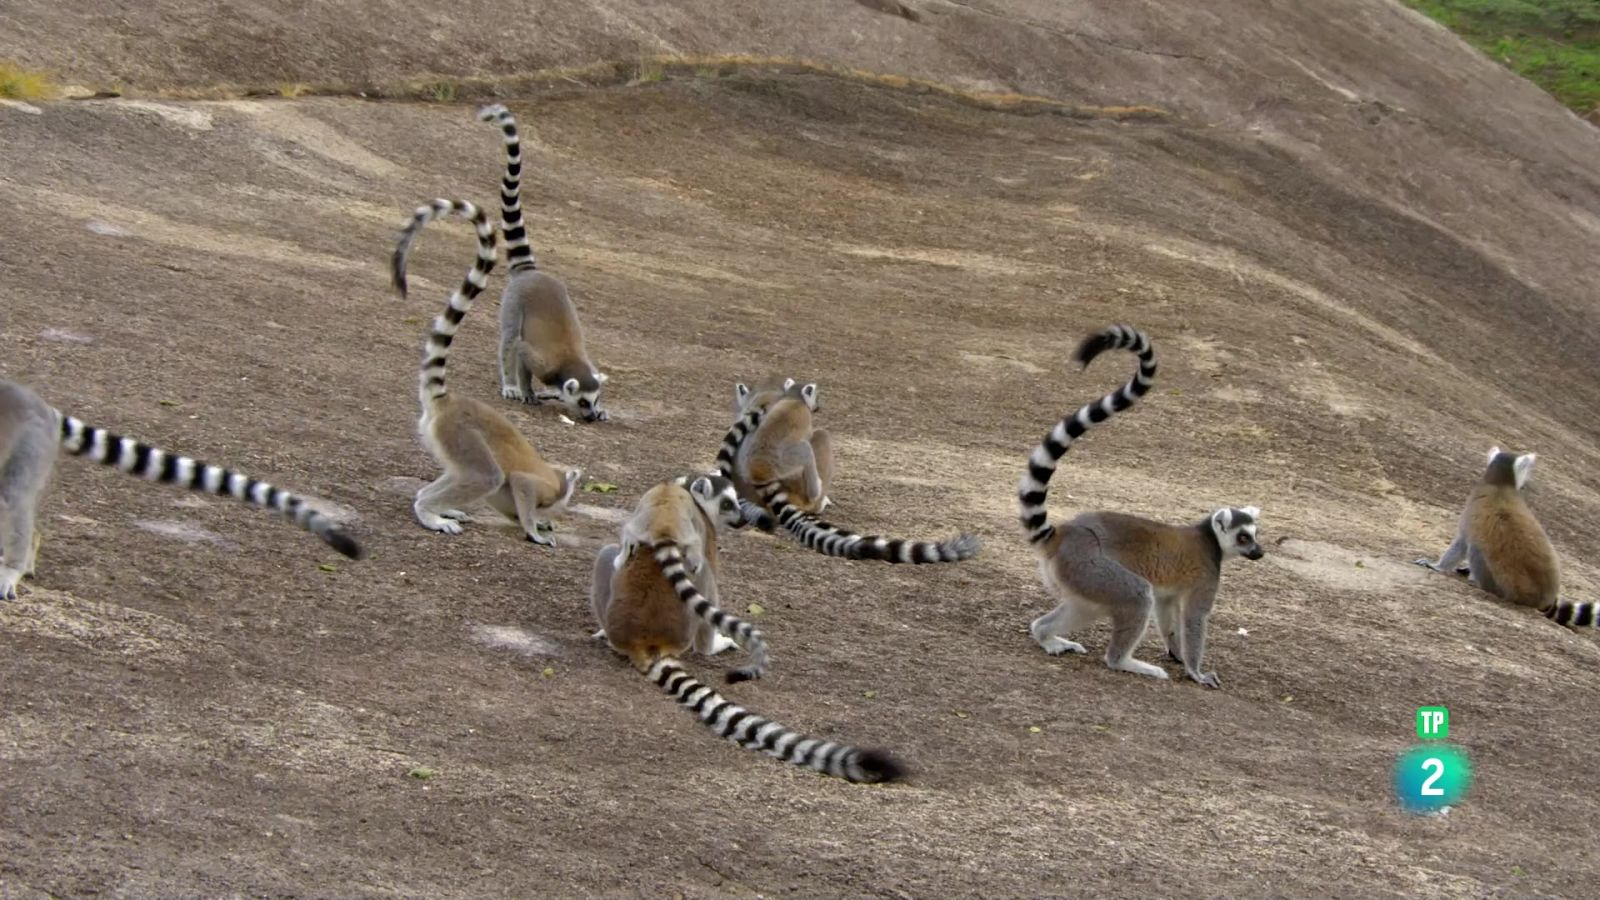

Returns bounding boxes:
[1420,757,1445,797]
[1396,746,1469,812]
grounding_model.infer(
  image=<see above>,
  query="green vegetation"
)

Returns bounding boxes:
[0,61,57,100]
[424,80,458,103]
[1402,0,1600,115]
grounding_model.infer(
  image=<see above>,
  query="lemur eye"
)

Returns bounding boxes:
[1237,533,1251,544]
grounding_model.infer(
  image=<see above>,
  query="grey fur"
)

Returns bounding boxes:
[0,383,59,599]
[1,379,364,600]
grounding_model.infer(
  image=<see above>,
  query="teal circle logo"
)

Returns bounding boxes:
[1394,745,1472,814]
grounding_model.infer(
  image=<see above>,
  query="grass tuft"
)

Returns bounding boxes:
[426,80,458,103]
[0,61,58,101]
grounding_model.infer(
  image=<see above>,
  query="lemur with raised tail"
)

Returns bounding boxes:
[476,104,609,422]
[390,199,579,544]
[1018,325,1264,688]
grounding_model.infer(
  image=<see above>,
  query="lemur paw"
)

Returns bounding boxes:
[1038,637,1087,656]
[418,513,463,535]
[0,568,22,601]
[1189,671,1221,689]
[501,386,526,402]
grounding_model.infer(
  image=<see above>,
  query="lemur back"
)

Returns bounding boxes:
[1466,476,1559,607]
[475,104,610,422]
[0,379,363,599]
[731,375,833,515]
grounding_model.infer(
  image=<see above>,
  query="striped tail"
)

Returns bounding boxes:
[1019,324,1157,548]
[715,407,778,532]
[1545,599,1598,628]
[652,541,768,683]
[56,415,364,559]
[476,104,537,272]
[645,658,906,784]
[390,199,498,406]
[716,407,981,564]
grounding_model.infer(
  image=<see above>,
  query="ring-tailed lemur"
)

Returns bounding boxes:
[475,104,610,422]
[1417,447,1596,628]
[591,472,905,783]
[1019,324,1264,688]
[716,403,980,564]
[390,198,580,544]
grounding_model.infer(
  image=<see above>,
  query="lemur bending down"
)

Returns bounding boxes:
[716,396,980,564]
[1416,447,1596,628]
[0,380,363,599]
[729,375,833,516]
[391,199,580,544]
[606,472,769,682]
[1018,325,1264,688]
[591,472,905,783]
[476,104,609,422]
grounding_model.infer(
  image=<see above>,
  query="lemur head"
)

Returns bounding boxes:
[1210,506,1263,561]
[1483,446,1536,490]
[559,371,609,422]
[733,377,817,416]
[678,472,748,530]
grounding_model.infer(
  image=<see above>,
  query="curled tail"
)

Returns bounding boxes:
[652,541,767,683]
[476,104,537,272]
[1545,599,1598,628]
[645,657,905,784]
[716,408,980,564]
[1019,324,1157,548]
[390,199,498,406]
[56,415,364,559]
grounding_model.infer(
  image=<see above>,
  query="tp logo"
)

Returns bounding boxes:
[1394,706,1472,814]
[1416,706,1448,740]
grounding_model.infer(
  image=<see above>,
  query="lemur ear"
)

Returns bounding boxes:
[1211,508,1233,531]
[562,378,580,396]
[800,383,818,409]
[1513,453,1537,489]
[1486,446,1501,465]
[690,476,716,500]
[595,371,609,385]
[782,377,796,391]
[1240,505,1260,519]
[735,383,750,403]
